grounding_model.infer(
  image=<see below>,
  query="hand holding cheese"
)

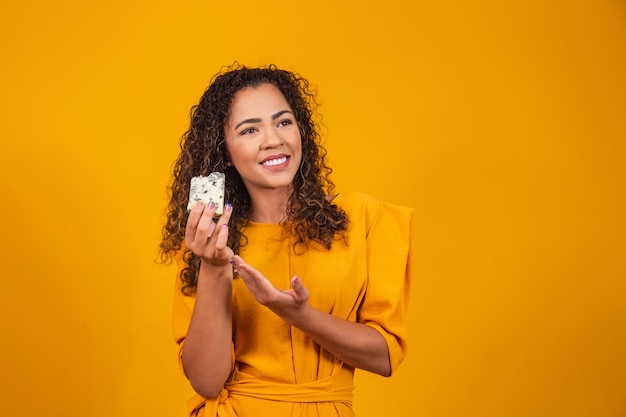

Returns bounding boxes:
[184,191,233,267]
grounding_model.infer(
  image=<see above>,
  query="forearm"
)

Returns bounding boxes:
[288,305,391,377]
[181,262,233,398]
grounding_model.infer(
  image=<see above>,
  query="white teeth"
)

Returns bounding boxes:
[262,156,287,166]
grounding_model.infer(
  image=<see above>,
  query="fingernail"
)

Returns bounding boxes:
[293,276,300,285]
[229,256,235,264]
[208,202,216,209]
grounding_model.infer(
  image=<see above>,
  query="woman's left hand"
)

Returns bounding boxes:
[231,255,310,322]
[231,255,391,376]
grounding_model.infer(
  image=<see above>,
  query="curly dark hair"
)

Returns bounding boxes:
[159,63,349,294]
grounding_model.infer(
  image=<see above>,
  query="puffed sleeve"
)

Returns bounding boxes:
[358,197,413,374]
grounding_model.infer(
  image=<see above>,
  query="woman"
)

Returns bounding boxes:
[160,63,413,417]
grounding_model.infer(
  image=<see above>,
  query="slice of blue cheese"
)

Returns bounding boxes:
[187,172,225,214]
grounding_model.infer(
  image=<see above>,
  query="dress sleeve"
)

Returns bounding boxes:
[358,198,413,374]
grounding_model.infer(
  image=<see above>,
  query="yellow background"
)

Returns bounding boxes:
[1,1,625,416]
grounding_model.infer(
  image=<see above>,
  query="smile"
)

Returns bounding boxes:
[261,156,288,166]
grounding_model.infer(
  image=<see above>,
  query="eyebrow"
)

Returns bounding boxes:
[234,110,294,130]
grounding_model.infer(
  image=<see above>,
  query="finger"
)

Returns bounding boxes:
[185,202,206,245]
[195,203,218,240]
[213,205,233,254]
[233,256,277,304]
[215,203,233,229]
[290,276,310,301]
[231,255,250,277]
[215,224,229,251]
[232,256,264,285]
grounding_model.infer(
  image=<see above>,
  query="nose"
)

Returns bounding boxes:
[260,127,283,150]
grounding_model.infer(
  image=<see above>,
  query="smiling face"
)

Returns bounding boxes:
[224,83,303,200]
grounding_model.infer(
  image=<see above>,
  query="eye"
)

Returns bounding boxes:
[277,118,294,128]
[239,127,257,136]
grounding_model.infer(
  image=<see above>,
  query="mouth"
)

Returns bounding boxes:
[261,155,289,167]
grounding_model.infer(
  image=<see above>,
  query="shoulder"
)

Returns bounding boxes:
[331,191,413,227]
[330,191,378,216]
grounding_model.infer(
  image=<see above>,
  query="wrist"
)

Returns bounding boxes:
[199,260,234,281]
[287,302,315,328]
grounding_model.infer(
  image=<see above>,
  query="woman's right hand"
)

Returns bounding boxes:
[185,202,233,267]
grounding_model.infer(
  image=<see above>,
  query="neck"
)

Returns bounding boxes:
[248,188,292,223]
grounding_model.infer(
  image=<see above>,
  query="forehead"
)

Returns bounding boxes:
[229,83,291,117]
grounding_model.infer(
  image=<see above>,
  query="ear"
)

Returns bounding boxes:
[224,147,233,167]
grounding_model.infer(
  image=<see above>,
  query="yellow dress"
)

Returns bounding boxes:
[172,192,413,417]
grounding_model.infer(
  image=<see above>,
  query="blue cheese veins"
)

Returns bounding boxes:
[187,172,225,214]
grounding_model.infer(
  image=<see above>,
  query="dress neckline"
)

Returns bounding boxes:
[245,194,343,227]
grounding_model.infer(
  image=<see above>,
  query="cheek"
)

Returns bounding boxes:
[225,140,241,160]
[294,135,304,157]
[227,142,258,168]
[292,132,303,152]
